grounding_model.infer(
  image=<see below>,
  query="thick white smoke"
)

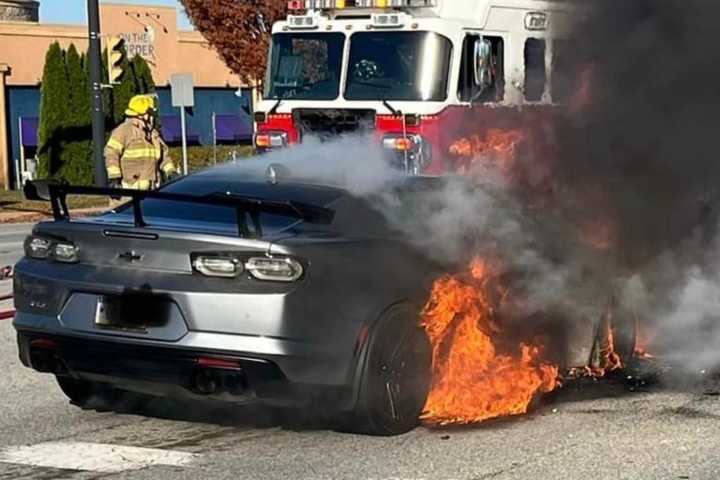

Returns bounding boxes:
[228,134,399,195]
[219,0,720,377]
[621,228,720,374]
[233,134,610,338]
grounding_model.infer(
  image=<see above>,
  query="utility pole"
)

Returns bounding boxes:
[87,0,107,186]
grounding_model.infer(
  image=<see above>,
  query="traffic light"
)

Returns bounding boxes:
[107,36,126,84]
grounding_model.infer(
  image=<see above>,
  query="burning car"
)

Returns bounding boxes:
[12,163,443,436]
[12,162,637,435]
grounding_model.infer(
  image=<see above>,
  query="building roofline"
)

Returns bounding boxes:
[0,22,87,38]
[100,2,178,11]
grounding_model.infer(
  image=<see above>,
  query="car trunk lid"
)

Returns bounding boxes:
[33,220,274,273]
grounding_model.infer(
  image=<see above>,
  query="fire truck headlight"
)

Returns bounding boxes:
[382,134,423,153]
[381,134,432,172]
[255,131,288,149]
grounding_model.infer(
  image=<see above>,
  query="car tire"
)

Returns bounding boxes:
[611,307,637,364]
[348,304,432,436]
[593,301,637,368]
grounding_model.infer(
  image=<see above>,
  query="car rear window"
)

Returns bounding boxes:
[100,175,343,236]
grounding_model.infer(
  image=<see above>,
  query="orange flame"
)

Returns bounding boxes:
[599,313,623,373]
[634,319,656,359]
[578,220,616,251]
[421,257,559,425]
[566,310,624,380]
[449,129,526,176]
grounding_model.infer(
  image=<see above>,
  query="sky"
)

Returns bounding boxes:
[40,0,193,30]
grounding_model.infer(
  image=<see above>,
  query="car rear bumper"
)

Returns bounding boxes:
[15,328,355,408]
[12,260,364,388]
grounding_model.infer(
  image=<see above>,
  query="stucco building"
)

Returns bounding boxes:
[0,1,252,189]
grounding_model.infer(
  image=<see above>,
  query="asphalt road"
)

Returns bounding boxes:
[0,223,31,269]
[0,223,31,313]
[1,223,720,479]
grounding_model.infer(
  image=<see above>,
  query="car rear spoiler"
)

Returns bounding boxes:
[23,180,335,238]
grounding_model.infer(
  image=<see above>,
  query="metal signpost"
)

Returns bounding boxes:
[87,0,106,187]
[16,117,23,187]
[212,112,217,165]
[170,73,194,175]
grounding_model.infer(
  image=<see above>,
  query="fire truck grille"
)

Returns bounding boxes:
[293,109,376,140]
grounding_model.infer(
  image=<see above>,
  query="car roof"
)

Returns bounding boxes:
[168,168,347,208]
[189,159,452,199]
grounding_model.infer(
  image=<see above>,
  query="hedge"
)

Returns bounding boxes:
[168,145,255,173]
[37,43,156,185]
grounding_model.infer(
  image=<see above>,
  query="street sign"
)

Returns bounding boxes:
[170,74,194,175]
[170,73,194,107]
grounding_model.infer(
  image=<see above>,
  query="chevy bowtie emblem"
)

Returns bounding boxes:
[118,251,144,262]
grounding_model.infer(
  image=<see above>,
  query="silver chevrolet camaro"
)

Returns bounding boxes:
[13,162,639,435]
[12,163,442,435]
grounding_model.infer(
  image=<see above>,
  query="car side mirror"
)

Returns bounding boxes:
[472,37,494,96]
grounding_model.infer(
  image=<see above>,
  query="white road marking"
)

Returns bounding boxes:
[0,441,200,473]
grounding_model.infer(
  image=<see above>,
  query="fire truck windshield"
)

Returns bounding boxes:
[265,32,345,100]
[345,31,452,102]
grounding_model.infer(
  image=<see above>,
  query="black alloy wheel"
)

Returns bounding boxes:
[350,304,433,436]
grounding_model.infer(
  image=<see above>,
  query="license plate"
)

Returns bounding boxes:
[94,296,149,333]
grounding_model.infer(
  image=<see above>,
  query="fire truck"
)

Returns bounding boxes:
[254,0,577,175]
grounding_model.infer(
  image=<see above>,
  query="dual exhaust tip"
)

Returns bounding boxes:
[192,368,247,396]
[28,338,249,397]
[192,356,248,396]
[29,343,68,375]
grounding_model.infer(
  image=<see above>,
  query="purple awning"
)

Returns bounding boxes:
[161,115,200,144]
[214,114,253,142]
[20,117,39,147]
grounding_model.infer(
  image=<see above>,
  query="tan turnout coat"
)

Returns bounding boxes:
[104,118,178,190]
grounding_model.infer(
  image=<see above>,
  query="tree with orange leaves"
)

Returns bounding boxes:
[180,0,287,85]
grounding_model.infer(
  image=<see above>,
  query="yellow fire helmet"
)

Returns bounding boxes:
[125,95,156,117]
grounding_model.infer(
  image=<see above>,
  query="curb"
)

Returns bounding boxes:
[0,207,108,224]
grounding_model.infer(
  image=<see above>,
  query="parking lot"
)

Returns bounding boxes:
[3,222,720,479]
[1,307,719,480]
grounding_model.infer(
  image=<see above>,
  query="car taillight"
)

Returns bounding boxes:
[191,254,304,282]
[29,338,58,349]
[52,242,79,263]
[255,131,288,149]
[246,256,303,282]
[24,236,78,263]
[24,236,51,259]
[193,256,244,278]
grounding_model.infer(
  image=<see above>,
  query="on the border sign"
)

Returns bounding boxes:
[119,27,157,59]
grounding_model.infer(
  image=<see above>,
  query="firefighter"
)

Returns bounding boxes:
[104,95,179,190]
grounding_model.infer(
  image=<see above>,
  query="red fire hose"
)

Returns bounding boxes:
[0,265,15,320]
